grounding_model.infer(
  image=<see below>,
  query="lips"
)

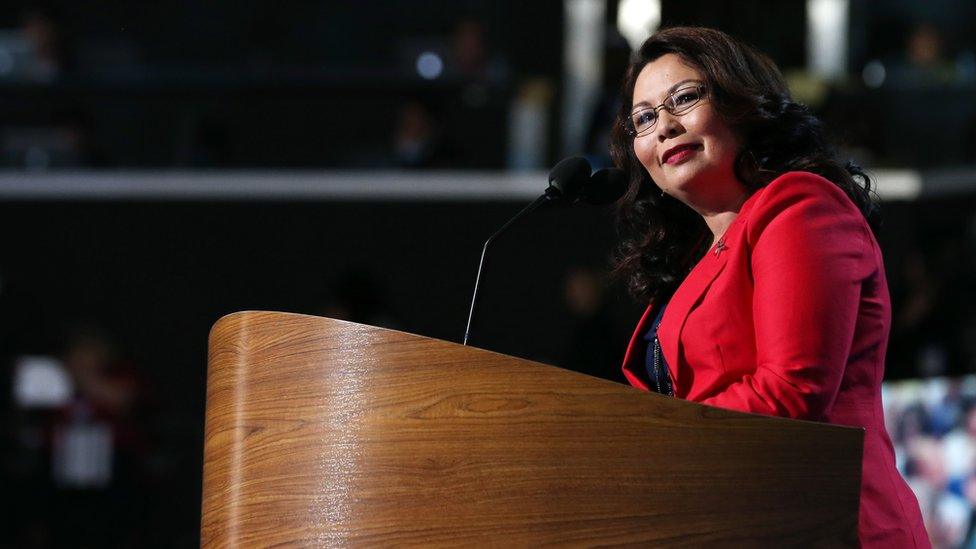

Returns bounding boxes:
[662,143,702,165]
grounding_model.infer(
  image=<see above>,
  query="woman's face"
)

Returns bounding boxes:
[631,53,744,213]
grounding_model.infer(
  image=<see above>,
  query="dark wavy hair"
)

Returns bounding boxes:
[610,26,879,303]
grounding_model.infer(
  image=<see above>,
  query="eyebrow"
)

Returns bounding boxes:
[632,79,700,110]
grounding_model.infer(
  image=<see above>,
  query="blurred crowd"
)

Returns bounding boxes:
[1,3,976,169]
[886,377,976,548]
[0,5,519,169]
[8,325,161,547]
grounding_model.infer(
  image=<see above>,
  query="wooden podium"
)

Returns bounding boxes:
[201,311,862,547]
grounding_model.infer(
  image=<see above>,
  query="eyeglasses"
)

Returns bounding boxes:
[625,83,707,137]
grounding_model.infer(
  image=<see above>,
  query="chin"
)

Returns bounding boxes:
[658,170,705,196]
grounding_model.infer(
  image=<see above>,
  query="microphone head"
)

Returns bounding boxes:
[581,168,628,205]
[546,156,591,203]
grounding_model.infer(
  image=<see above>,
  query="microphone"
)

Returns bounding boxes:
[544,156,591,202]
[462,158,626,346]
[581,167,628,205]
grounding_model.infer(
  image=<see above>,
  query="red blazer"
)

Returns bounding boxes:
[622,172,929,547]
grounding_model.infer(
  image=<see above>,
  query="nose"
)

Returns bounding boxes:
[656,110,683,142]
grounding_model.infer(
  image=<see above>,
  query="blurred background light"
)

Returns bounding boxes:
[806,0,849,80]
[14,356,71,408]
[616,0,661,51]
[416,51,444,80]
[862,59,886,88]
[0,48,13,75]
[562,0,605,155]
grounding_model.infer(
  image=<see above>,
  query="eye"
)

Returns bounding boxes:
[673,89,701,106]
[632,109,657,128]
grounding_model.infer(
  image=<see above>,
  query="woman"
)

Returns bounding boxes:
[611,27,929,547]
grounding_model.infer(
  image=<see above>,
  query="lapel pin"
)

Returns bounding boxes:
[714,237,727,257]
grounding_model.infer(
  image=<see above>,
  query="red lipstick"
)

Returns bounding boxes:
[662,143,701,165]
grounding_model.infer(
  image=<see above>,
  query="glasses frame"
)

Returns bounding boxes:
[624,83,708,138]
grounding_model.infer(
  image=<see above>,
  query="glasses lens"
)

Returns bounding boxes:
[630,109,657,136]
[668,86,703,114]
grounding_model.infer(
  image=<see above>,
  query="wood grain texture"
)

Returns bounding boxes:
[201,311,862,547]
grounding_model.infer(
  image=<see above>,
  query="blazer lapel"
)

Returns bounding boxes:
[659,228,736,394]
[621,302,656,391]
[654,189,764,395]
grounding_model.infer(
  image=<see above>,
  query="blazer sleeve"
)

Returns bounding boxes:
[700,172,876,419]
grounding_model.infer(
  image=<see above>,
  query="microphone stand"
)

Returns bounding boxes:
[462,191,554,346]
[460,163,625,347]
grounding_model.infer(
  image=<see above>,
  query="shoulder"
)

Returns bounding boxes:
[746,171,858,217]
[741,170,869,243]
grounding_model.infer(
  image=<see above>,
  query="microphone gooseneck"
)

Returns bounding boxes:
[462,157,592,345]
[462,193,549,346]
[462,159,627,346]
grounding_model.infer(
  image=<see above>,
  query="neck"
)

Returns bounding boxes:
[697,191,749,246]
[703,211,738,246]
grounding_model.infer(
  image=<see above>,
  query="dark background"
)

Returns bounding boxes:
[2,0,976,546]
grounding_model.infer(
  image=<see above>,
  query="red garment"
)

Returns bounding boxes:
[622,171,929,547]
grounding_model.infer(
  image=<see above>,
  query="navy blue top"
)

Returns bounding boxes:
[643,302,674,396]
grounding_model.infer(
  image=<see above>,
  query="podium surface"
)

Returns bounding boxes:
[201,311,862,547]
